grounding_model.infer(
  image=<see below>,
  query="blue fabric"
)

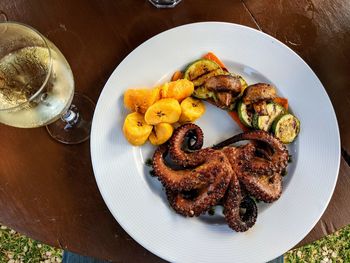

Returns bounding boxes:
[62,251,108,263]
[268,255,284,263]
[63,250,283,263]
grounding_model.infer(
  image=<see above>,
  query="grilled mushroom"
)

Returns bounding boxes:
[242,83,277,104]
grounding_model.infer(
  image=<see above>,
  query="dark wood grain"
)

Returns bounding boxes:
[243,0,350,154]
[0,1,259,261]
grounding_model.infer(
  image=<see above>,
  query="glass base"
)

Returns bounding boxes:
[148,0,182,8]
[46,93,95,144]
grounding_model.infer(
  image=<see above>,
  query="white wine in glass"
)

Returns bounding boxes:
[0,22,94,144]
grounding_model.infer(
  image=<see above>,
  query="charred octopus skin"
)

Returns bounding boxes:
[165,153,232,217]
[152,123,289,232]
[153,142,232,216]
[219,145,258,231]
[168,123,206,167]
[239,172,282,203]
[224,178,258,232]
[153,144,230,192]
[221,144,283,203]
[214,130,289,176]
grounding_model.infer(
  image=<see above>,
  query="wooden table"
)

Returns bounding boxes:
[1,0,350,262]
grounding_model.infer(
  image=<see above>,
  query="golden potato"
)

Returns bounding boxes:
[123,112,153,146]
[149,123,174,145]
[179,97,206,123]
[161,79,194,102]
[144,98,181,125]
[124,87,160,114]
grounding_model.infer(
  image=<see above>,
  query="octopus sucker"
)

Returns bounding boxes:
[152,123,289,232]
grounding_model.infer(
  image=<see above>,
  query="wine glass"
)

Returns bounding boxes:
[0,22,95,144]
[148,0,182,8]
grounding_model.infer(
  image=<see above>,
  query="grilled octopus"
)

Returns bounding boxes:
[152,123,289,232]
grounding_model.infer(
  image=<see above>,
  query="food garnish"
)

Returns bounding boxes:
[171,70,184,81]
[202,51,228,71]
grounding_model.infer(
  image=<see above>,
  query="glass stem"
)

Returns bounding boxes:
[61,104,80,129]
[0,11,8,22]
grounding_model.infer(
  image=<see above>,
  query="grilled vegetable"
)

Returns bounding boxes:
[237,101,253,127]
[272,97,288,110]
[243,83,277,104]
[215,92,233,109]
[202,52,228,71]
[192,86,214,99]
[228,111,250,132]
[184,59,225,87]
[252,102,285,131]
[253,101,268,115]
[272,114,300,143]
[204,74,242,94]
[238,75,248,94]
[171,70,183,81]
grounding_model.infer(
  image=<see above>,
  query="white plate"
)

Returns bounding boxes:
[91,22,340,263]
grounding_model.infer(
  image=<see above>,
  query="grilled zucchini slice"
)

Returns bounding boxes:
[252,102,285,131]
[237,101,253,127]
[192,86,214,99]
[272,114,300,143]
[184,59,225,87]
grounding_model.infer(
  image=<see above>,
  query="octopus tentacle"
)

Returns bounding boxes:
[166,152,232,217]
[222,143,282,202]
[153,145,231,192]
[169,123,212,167]
[153,145,209,191]
[238,172,282,203]
[152,123,290,232]
[214,130,289,175]
[224,176,257,232]
[221,143,257,168]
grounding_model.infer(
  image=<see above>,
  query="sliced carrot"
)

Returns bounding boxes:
[171,71,183,81]
[273,97,289,110]
[228,111,250,132]
[202,52,228,71]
